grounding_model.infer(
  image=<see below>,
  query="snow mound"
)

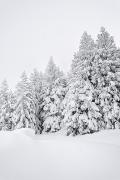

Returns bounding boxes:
[0,128,120,180]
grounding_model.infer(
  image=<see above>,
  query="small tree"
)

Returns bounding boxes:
[0,80,16,130]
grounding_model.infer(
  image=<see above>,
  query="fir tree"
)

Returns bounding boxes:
[13,72,35,129]
[97,27,116,50]
[91,27,120,129]
[29,69,44,134]
[45,56,63,86]
[43,77,67,132]
[0,80,15,130]
[71,31,95,82]
[62,80,101,136]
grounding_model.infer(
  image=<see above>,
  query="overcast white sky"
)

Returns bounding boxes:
[0,0,120,89]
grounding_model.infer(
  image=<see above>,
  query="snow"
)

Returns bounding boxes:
[0,129,120,180]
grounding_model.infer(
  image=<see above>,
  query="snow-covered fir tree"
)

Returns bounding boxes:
[90,27,120,129]
[41,57,66,133]
[45,56,63,86]
[97,27,116,50]
[13,71,35,129]
[43,77,67,133]
[62,80,101,136]
[65,27,120,135]
[70,31,95,82]
[29,69,44,134]
[0,80,16,130]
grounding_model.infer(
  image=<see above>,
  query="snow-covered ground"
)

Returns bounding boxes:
[0,129,120,180]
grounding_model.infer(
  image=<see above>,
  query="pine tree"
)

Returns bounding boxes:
[62,80,101,136]
[29,69,44,134]
[0,80,15,130]
[97,27,116,50]
[16,71,29,96]
[70,31,95,82]
[41,57,65,133]
[79,31,96,51]
[43,77,67,133]
[13,71,35,129]
[45,56,63,86]
[90,27,120,129]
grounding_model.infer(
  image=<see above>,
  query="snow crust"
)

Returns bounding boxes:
[0,129,120,180]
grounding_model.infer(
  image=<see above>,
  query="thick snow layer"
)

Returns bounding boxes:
[0,129,120,180]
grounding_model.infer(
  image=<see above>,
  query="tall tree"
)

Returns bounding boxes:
[79,31,96,52]
[96,27,116,50]
[29,69,44,134]
[16,71,29,96]
[13,71,35,129]
[71,31,95,82]
[43,77,67,133]
[90,27,120,129]
[45,56,63,86]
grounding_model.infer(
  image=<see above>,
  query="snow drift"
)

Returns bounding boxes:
[0,129,120,180]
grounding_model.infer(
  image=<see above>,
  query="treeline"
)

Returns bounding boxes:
[0,27,120,136]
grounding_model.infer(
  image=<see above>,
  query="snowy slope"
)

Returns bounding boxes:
[0,129,120,180]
